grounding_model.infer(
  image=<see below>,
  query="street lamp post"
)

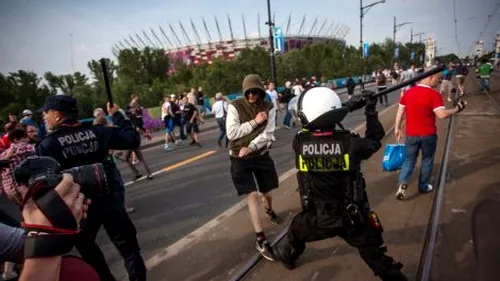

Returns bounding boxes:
[360,0,385,89]
[410,30,424,65]
[393,17,412,67]
[266,0,277,84]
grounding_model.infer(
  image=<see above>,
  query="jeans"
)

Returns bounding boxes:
[283,102,292,127]
[216,118,228,144]
[398,134,438,191]
[479,77,490,92]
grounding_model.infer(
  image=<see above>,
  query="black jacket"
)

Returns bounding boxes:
[293,111,385,204]
[36,111,140,191]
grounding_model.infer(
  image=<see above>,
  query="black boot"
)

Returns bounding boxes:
[379,268,407,281]
[274,242,299,270]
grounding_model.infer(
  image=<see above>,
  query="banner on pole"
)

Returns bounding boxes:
[410,51,415,60]
[394,47,400,59]
[363,43,370,58]
[274,27,285,53]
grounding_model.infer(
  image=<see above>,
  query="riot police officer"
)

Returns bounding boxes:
[35,95,147,281]
[275,87,407,281]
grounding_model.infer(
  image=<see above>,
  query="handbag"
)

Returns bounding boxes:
[382,143,406,172]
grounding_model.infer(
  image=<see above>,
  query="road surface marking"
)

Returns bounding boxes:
[162,150,216,172]
[124,150,216,187]
[144,102,397,270]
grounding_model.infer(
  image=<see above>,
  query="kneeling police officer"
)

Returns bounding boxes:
[36,95,147,281]
[275,87,407,281]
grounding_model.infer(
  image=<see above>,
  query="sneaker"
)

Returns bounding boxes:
[190,140,196,146]
[164,145,173,151]
[134,174,143,181]
[271,136,277,142]
[195,142,202,148]
[126,207,136,213]
[420,184,434,194]
[147,174,154,180]
[217,140,222,147]
[265,209,283,225]
[396,184,408,201]
[132,160,139,165]
[447,97,452,102]
[256,238,276,261]
[283,125,292,129]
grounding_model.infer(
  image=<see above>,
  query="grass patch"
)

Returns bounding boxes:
[148,106,161,118]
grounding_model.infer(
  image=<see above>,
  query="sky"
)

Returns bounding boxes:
[0,0,498,78]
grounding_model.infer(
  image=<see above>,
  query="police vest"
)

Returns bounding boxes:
[295,130,353,173]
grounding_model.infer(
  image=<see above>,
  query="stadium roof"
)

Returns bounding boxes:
[112,13,350,57]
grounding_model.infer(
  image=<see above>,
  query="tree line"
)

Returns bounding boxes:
[1,38,429,123]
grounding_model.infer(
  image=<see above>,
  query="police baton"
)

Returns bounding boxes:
[366,64,446,99]
[99,58,114,108]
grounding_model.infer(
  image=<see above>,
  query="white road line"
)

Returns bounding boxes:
[144,102,397,270]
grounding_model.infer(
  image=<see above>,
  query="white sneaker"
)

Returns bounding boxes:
[271,136,277,142]
[396,184,408,201]
[420,184,434,193]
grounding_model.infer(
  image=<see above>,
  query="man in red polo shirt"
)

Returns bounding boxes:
[394,66,467,200]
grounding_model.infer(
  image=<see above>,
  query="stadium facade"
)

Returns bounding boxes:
[112,14,350,69]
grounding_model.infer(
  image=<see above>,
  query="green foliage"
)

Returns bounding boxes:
[0,39,424,121]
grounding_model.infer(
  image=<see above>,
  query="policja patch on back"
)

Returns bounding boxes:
[296,130,352,172]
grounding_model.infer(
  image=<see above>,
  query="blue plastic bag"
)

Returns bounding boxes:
[382,144,406,172]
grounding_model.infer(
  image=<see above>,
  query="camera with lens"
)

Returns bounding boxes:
[14,155,109,200]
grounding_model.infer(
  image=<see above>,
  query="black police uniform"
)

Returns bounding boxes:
[276,98,407,281]
[36,97,147,281]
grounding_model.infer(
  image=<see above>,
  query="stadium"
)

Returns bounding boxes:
[111,13,350,68]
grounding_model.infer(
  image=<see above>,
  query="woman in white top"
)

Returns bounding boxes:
[211,92,229,147]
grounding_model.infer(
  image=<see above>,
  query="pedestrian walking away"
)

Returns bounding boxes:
[394,66,467,201]
[36,95,147,281]
[226,74,283,261]
[376,70,389,106]
[275,87,407,280]
[440,62,455,102]
[455,61,469,96]
[182,96,202,147]
[212,92,229,147]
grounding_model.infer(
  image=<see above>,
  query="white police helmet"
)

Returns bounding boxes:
[295,87,348,129]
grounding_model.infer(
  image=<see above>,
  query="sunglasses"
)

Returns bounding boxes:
[246,90,261,96]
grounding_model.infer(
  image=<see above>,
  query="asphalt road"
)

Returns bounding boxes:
[101,86,401,279]
[0,85,400,280]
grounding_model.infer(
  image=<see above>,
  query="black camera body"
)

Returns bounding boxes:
[14,156,109,200]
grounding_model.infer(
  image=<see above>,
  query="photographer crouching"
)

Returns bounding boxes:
[35,95,147,281]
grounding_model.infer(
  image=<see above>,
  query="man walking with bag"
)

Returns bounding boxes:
[394,66,467,200]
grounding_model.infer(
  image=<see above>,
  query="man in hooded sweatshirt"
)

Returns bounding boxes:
[226,74,283,261]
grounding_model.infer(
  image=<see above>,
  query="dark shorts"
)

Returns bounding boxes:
[230,152,279,196]
[185,122,200,134]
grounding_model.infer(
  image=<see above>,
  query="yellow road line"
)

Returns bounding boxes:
[162,150,217,172]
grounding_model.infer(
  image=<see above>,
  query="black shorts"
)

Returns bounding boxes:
[185,122,199,134]
[230,152,279,196]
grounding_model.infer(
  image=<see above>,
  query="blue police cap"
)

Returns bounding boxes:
[38,95,78,114]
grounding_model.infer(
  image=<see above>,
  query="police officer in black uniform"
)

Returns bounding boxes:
[35,95,147,281]
[276,87,407,280]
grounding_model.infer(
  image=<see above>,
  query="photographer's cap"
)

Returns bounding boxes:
[38,95,78,114]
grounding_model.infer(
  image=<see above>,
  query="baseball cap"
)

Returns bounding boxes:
[38,95,78,114]
[22,109,33,116]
